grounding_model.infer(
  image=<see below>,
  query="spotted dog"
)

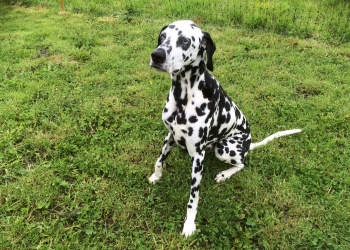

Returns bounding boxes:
[149,20,301,237]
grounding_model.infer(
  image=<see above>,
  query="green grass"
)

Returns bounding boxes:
[122,0,350,41]
[1,2,350,249]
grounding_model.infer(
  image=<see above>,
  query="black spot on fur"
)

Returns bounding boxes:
[235,107,241,120]
[190,75,197,88]
[176,113,187,124]
[177,137,187,148]
[195,103,206,116]
[191,177,197,185]
[217,148,224,155]
[189,116,198,123]
[229,150,236,157]
[191,185,200,198]
[199,128,204,138]
[226,113,231,123]
[198,80,204,90]
[194,159,202,173]
[167,46,172,55]
[225,102,231,111]
[190,23,198,29]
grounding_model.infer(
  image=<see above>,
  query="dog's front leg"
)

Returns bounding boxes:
[149,131,175,184]
[182,151,205,237]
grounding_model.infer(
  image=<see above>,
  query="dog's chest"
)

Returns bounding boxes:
[162,84,213,147]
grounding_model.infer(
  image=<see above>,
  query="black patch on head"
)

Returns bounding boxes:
[169,25,175,29]
[178,30,182,35]
[176,35,191,51]
[191,36,195,42]
[201,32,216,71]
[229,150,236,157]
[157,25,168,46]
[167,46,172,55]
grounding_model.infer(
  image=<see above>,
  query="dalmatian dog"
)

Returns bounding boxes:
[149,20,301,237]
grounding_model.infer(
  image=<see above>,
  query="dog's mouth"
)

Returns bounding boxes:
[150,64,168,73]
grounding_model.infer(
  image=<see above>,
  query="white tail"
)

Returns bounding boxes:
[249,129,302,150]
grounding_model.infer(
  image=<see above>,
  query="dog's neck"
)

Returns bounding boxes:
[171,56,207,86]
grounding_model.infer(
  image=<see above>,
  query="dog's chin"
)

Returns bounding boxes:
[150,64,168,73]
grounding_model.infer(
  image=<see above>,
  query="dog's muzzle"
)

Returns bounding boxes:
[150,48,167,72]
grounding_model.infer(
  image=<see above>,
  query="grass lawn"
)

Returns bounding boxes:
[1,2,349,249]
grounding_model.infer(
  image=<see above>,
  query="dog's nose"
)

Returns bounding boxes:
[151,48,166,64]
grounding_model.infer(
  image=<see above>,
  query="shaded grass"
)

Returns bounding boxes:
[0,3,350,249]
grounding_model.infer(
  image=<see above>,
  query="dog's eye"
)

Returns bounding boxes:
[183,38,190,45]
[161,33,166,41]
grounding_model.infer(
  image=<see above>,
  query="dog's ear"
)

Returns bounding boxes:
[201,32,216,71]
[157,25,168,46]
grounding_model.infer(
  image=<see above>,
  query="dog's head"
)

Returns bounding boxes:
[150,20,216,74]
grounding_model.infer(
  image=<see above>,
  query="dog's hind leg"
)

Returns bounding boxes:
[149,132,175,184]
[214,137,249,183]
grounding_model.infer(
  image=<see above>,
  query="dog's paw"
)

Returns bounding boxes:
[182,220,196,238]
[149,173,162,184]
[215,171,228,183]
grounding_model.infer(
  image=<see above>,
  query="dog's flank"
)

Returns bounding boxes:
[149,20,302,237]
